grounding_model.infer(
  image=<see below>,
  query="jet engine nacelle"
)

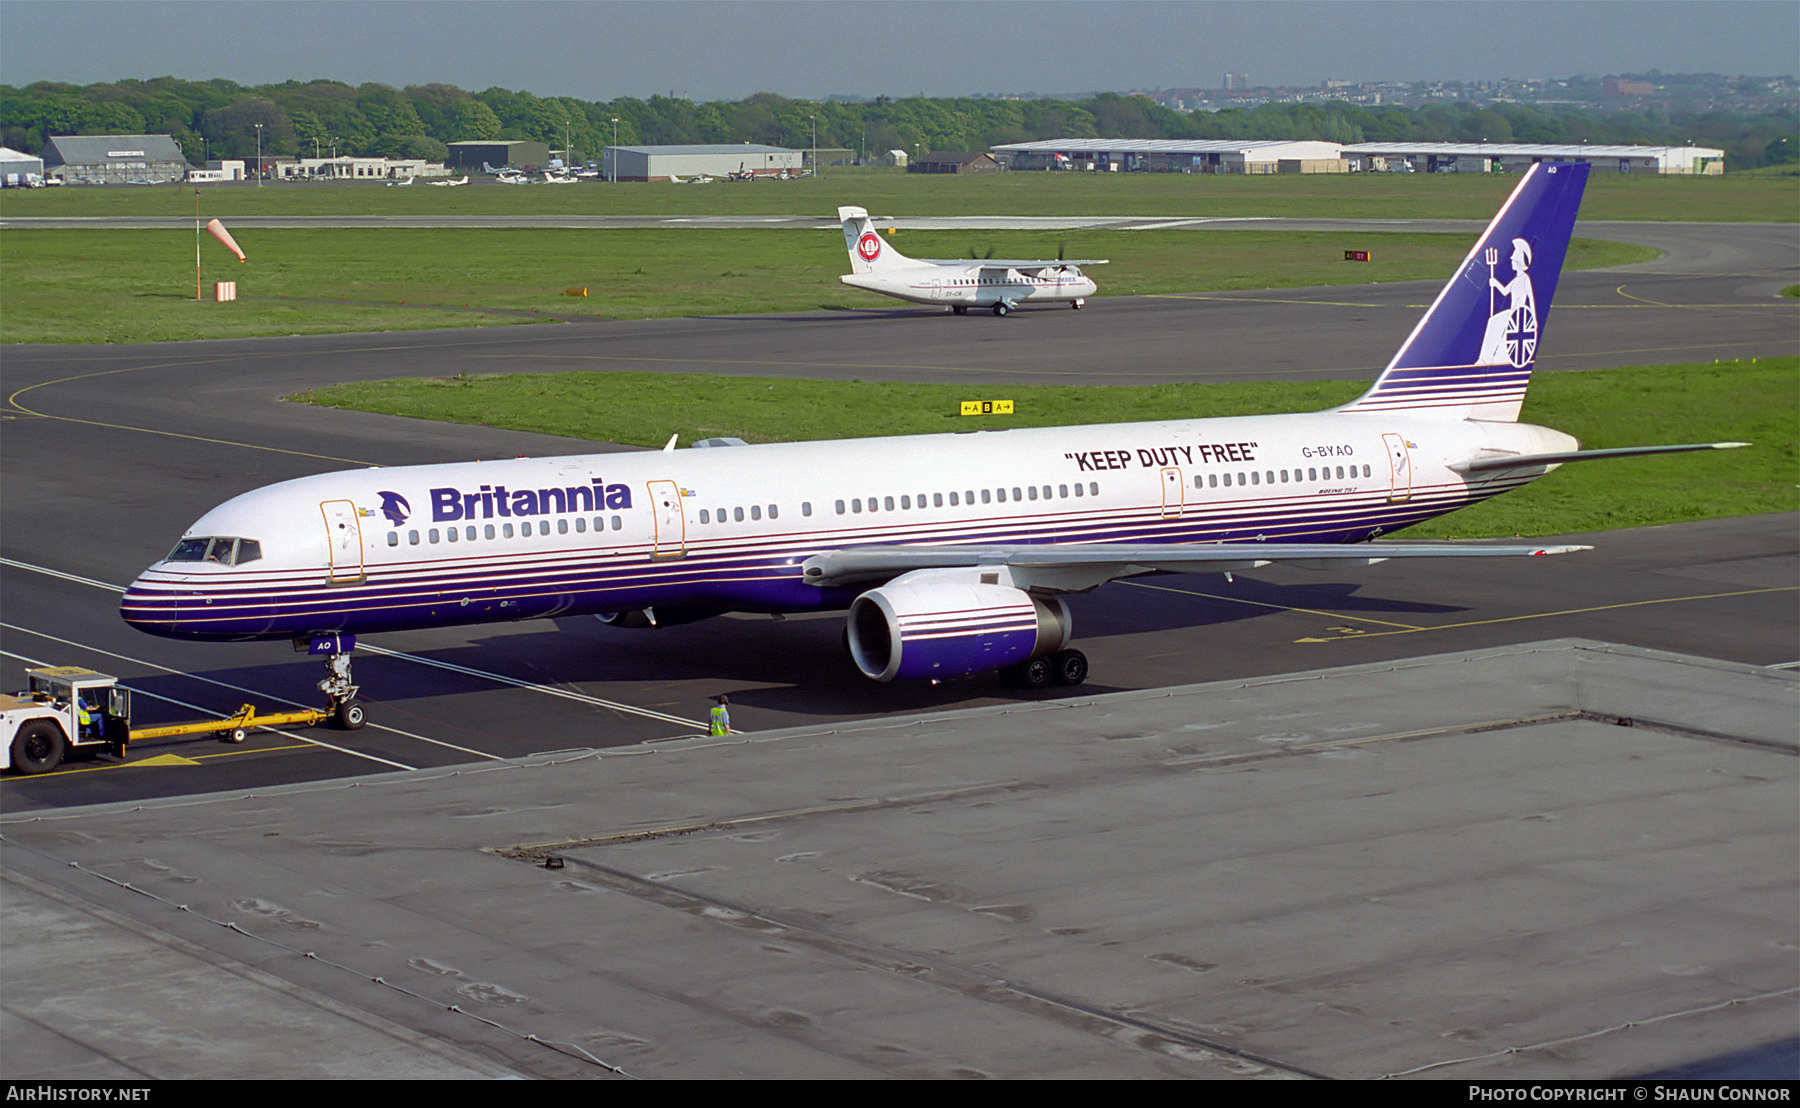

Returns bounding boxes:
[845,569,1072,683]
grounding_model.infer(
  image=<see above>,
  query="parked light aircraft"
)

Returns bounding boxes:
[123,163,1743,725]
[669,173,713,184]
[837,206,1106,315]
[430,175,469,187]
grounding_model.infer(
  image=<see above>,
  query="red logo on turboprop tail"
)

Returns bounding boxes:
[857,232,882,261]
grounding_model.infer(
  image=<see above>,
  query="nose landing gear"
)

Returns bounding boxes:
[306,634,366,730]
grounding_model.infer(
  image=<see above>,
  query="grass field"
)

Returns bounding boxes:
[0,226,1655,344]
[4,167,1795,221]
[291,357,1797,540]
[7,169,1794,539]
[4,166,1785,344]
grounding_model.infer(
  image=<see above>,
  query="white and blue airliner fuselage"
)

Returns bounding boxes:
[122,163,1743,710]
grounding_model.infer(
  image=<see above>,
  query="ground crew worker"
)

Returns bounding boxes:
[77,696,99,738]
[709,695,731,736]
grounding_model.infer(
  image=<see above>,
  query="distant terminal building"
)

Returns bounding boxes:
[41,134,189,184]
[909,151,1000,174]
[447,140,551,171]
[1343,142,1725,175]
[602,144,801,181]
[991,138,1348,174]
[275,156,447,181]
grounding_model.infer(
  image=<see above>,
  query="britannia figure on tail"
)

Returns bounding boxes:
[1479,237,1538,368]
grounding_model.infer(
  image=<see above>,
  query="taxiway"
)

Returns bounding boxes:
[0,217,1793,1078]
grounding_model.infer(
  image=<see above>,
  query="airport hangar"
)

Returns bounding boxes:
[602,142,802,181]
[446,139,552,171]
[992,138,1349,173]
[988,137,1726,174]
[1343,141,1726,175]
[0,146,45,186]
[37,134,190,184]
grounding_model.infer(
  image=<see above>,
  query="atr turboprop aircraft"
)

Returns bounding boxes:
[837,206,1106,315]
[123,163,1743,727]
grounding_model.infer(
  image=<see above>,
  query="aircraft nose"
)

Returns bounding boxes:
[120,573,181,637]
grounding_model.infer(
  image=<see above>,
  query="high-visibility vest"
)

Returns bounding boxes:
[709,704,729,735]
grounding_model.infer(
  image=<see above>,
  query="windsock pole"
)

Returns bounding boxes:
[194,189,202,301]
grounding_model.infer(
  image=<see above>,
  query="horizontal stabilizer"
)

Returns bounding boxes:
[1453,441,1750,474]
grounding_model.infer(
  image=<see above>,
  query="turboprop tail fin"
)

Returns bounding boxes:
[1338,161,1590,422]
[839,206,914,274]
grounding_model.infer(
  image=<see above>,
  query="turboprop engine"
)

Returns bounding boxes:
[844,568,1080,685]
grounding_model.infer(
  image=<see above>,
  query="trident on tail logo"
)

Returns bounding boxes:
[1479,238,1538,367]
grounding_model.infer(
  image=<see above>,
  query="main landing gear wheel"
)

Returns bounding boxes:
[952,305,968,315]
[1072,298,1085,310]
[1006,656,1053,688]
[1050,649,1088,686]
[1002,650,1088,690]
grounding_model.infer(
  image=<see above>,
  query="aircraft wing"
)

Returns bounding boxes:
[918,258,1109,269]
[801,540,1589,592]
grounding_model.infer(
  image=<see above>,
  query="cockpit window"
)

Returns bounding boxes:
[166,537,262,566]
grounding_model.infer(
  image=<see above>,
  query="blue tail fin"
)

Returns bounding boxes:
[1338,161,1590,421]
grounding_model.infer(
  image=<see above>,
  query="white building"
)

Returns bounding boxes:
[991,138,1728,176]
[1,146,46,187]
[189,159,247,183]
[277,157,448,181]
[1342,142,1726,175]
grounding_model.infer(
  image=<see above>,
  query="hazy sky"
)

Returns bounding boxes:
[3,1,1795,101]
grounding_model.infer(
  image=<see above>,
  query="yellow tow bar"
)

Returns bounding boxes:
[129,703,331,745]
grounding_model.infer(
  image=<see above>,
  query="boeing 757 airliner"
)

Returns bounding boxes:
[122,163,1742,727]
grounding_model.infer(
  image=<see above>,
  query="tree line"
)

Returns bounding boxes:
[3,77,1794,169]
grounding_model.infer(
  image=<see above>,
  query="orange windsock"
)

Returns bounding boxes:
[205,218,246,262]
